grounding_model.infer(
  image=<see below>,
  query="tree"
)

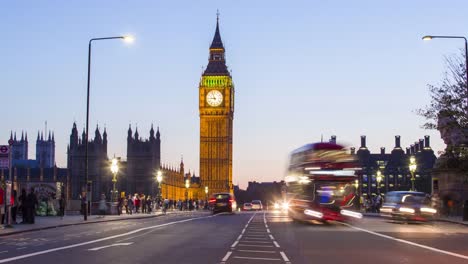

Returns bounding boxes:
[417,53,467,130]
[417,53,468,169]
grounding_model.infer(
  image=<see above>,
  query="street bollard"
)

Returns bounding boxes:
[463,200,468,221]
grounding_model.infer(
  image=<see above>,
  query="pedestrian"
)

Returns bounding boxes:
[19,189,27,223]
[11,189,18,224]
[127,195,133,215]
[98,193,107,217]
[141,194,146,214]
[146,196,152,214]
[80,192,87,217]
[117,196,123,216]
[0,186,4,225]
[26,188,38,224]
[134,194,140,213]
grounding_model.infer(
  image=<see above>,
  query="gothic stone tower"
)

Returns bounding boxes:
[126,125,161,196]
[68,123,108,200]
[199,16,234,195]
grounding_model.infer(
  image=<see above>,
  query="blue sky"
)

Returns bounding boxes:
[2,1,467,188]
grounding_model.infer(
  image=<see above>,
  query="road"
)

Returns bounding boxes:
[0,210,467,263]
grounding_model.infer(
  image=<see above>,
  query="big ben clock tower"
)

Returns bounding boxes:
[199,15,234,195]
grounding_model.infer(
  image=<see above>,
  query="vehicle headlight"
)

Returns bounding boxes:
[399,207,415,214]
[421,207,437,214]
[274,203,280,209]
[304,209,323,219]
[281,202,289,210]
[380,207,393,213]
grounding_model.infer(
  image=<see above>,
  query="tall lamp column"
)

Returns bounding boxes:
[83,35,134,221]
[409,156,417,191]
[110,157,119,203]
[376,170,383,195]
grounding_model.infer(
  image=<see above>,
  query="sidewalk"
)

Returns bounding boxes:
[0,210,184,237]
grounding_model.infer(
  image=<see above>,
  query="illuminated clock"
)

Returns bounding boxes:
[206,90,223,107]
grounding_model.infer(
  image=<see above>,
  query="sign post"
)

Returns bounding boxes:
[1,142,13,228]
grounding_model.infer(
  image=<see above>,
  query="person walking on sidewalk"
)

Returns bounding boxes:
[59,192,66,219]
[11,189,18,224]
[26,188,38,224]
[98,193,107,217]
[127,195,133,215]
[117,196,123,216]
[19,189,27,224]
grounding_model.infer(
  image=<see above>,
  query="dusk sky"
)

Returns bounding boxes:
[3,1,467,188]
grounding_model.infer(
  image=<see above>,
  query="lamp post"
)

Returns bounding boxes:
[422,35,468,114]
[156,170,163,203]
[376,170,383,195]
[204,186,209,209]
[409,156,417,191]
[185,179,190,200]
[83,35,133,221]
[110,157,119,202]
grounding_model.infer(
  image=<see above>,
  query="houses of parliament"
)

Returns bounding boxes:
[2,16,235,202]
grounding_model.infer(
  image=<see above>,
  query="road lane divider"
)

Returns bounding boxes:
[88,242,133,251]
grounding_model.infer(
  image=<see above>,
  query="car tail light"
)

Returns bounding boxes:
[229,199,234,203]
[209,198,216,203]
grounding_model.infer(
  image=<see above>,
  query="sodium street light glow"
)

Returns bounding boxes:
[123,35,135,43]
[422,35,433,41]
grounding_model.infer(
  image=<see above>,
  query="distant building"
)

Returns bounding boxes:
[36,131,55,168]
[352,135,437,196]
[67,123,108,201]
[9,130,55,169]
[126,125,160,196]
[234,181,285,206]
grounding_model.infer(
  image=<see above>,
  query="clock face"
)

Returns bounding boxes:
[206,90,223,107]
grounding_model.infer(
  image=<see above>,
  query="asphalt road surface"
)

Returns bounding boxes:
[0,210,467,264]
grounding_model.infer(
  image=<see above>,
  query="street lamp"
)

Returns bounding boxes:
[156,170,163,202]
[409,156,417,191]
[84,35,133,221]
[204,186,209,209]
[185,179,190,199]
[376,170,383,195]
[422,35,468,113]
[110,157,119,202]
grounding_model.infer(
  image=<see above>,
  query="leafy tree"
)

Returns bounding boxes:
[417,53,467,130]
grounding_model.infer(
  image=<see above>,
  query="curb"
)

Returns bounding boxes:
[434,218,468,227]
[0,213,166,237]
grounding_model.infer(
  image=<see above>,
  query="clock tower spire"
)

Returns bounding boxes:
[199,13,235,195]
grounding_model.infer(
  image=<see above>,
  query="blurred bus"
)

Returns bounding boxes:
[285,142,362,222]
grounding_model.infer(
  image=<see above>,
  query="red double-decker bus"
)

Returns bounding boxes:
[285,142,362,222]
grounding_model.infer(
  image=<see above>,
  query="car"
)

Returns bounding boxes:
[243,203,253,211]
[380,191,437,222]
[209,193,237,214]
[251,200,263,211]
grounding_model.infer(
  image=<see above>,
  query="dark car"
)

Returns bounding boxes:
[380,191,437,222]
[209,193,237,214]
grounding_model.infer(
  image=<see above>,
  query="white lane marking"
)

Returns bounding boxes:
[238,249,276,253]
[280,251,290,262]
[238,244,274,247]
[16,248,26,251]
[246,231,267,234]
[241,241,272,244]
[221,251,232,262]
[233,256,281,261]
[231,241,239,248]
[237,234,243,240]
[244,234,268,237]
[266,228,271,233]
[269,234,274,240]
[273,241,280,248]
[244,237,269,240]
[0,214,215,263]
[342,223,468,261]
[241,229,246,234]
[88,242,133,251]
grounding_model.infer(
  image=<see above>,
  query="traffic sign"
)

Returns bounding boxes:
[0,145,9,155]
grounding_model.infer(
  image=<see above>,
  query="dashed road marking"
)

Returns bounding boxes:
[280,251,290,262]
[221,251,232,262]
[273,241,280,248]
[231,241,239,248]
[238,249,276,253]
[233,256,282,261]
